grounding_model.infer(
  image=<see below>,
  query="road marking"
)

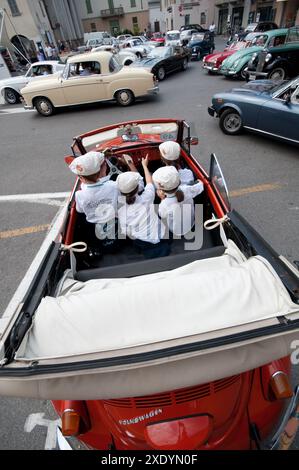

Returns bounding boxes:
[0,192,70,202]
[0,107,35,115]
[230,182,283,198]
[24,413,61,450]
[0,224,50,239]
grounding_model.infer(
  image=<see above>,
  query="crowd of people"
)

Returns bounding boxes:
[67,141,204,260]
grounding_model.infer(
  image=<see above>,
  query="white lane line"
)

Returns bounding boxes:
[0,192,70,202]
[0,107,35,115]
[24,413,61,450]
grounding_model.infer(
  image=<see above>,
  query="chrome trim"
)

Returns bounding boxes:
[147,85,159,95]
[24,104,34,110]
[244,126,299,144]
[269,386,299,450]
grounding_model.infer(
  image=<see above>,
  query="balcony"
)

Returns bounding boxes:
[100,7,124,18]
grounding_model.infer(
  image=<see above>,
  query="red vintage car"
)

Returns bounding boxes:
[202,39,249,74]
[151,32,165,46]
[0,119,298,451]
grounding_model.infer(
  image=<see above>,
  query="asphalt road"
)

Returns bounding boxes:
[0,38,298,450]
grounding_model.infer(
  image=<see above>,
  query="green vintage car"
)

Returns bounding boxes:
[220,28,288,79]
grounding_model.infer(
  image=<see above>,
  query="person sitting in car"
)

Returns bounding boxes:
[159,141,195,185]
[80,62,93,76]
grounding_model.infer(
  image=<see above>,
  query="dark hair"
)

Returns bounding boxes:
[122,186,139,205]
[161,156,181,171]
[163,186,184,203]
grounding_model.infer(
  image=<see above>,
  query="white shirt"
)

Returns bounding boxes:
[179,168,195,185]
[118,183,165,244]
[209,24,215,32]
[158,181,204,236]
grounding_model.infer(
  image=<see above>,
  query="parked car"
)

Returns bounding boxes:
[165,30,181,46]
[203,39,250,74]
[129,45,189,81]
[220,29,288,79]
[151,32,165,46]
[116,34,132,43]
[237,21,278,40]
[91,45,137,66]
[0,118,298,451]
[180,28,200,46]
[121,38,152,58]
[208,76,299,145]
[20,51,159,116]
[186,31,215,60]
[180,24,207,33]
[0,61,65,104]
[246,26,299,81]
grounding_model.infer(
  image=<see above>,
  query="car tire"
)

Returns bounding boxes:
[157,66,166,81]
[219,109,243,135]
[268,67,286,81]
[239,64,248,80]
[115,89,135,106]
[4,88,20,105]
[34,97,55,116]
[182,58,188,70]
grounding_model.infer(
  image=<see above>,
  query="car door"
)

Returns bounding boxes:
[61,61,107,105]
[256,85,299,143]
[209,153,231,213]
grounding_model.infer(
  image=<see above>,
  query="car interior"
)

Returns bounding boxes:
[67,142,224,281]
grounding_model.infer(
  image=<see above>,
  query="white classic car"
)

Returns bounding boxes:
[120,38,153,58]
[91,45,137,66]
[0,61,65,104]
[20,51,159,116]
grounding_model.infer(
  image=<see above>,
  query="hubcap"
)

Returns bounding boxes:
[120,91,129,103]
[40,101,51,113]
[158,68,165,79]
[6,91,16,103]
[271,69,284,80]
[224,114,241,132]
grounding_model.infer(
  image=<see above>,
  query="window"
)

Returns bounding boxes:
[132,17,138,25]
[130,0,136,7]
[109,56,121,73]
[7,0,20,16]
[200,13,206,25]
[185,14,190,26]
[90,23,97,32]
[86,0,93,14]
[287,28,299,43]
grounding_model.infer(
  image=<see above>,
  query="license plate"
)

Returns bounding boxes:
[249,74,256,80]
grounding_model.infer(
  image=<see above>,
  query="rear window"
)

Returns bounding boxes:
[287,28,299,43]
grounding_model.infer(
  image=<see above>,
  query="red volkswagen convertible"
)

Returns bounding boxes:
[0,119,298,451]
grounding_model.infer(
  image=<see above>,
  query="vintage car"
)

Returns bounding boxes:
[220,29,288,79]
[150,32,165,46]
[0,61,65,105]
[186,31,215,60]
[0,119,298,451]
[207,77,299,144]
[91,45,137,66]
[120,38,152,58]
[20,51,159,116]
[180,24,208,33]
[165,30,181,46]
[202,37,252,74]
[246,26,299,81]
[129,45,189,81]
[237,21,278,40]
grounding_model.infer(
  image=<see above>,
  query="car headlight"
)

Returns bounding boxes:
[251,52,258,60]
[193,47,197,52]
[265,53,272,62]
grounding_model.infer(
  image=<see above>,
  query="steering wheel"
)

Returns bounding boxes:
[106,156,124,178]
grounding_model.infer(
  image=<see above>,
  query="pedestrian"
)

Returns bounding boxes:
[37,48,45,61]
[209,22,215,33]
[45,43,53,60]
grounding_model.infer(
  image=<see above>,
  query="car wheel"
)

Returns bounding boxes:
[239,64,248,80]
[34,97,55,116]
[4,88,20,105]
[219,109,243,135]
[157,66,166,81]
[115,89,135,106]
[182,58,188,70]
[268,67,286,81]
[124,59,133,66]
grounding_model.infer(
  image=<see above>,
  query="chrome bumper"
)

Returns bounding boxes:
[147,85,159,95]
[247,71,269,80]
[269,386,299,450]
[24,104,34,110]
[220,69,236,76]
[203,64,219,72]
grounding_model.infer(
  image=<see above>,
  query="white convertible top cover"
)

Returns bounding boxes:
[18,241,298,361]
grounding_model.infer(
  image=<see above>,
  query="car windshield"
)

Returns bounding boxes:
[251,34,267,46]
[272,77,299,96]
[245,23,258,32]
[167,33,180,40]
[147,47,170,58]
[191,33,205,41]
[81,122,179,152]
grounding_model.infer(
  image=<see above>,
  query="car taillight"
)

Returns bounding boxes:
[61,401,91,436]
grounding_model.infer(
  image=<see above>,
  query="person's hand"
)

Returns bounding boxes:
[157,189,166,200]
[142,154,149,168]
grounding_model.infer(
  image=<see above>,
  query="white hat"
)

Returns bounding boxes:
[68,151,105,176]
[153,166,180,191]
[159,141,181,161]
[117,172,142,194]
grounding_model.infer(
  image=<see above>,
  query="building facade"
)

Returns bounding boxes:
[75,0,150,36]
[161,0,216,31]
[43,0,84,47]
[215,0,299,34]
[148,0,164,32]
[0,0,56,62]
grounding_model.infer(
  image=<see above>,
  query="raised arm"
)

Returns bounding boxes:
[141,155,152,185]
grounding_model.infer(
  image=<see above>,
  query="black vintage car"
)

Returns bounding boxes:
[246,26,299,81]
[186,31,215,60]
[129,45,190,81]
